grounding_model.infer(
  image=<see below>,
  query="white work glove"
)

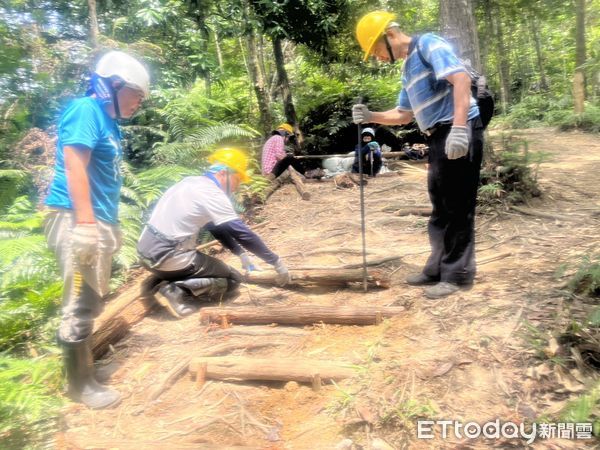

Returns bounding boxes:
[352,104,372,124]
[445,126,469,159]
[72,223,99,266]
[240,252,260,272]
[273,258,291,287]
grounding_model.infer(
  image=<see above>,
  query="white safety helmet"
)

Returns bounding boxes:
[362,127,375,137]
[95,51,150,98]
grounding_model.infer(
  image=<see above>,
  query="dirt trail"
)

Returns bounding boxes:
[62,128,600,449]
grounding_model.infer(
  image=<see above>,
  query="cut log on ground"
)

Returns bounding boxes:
[288,166,310,200]
[291,255,403,271]
[263,171,290,200]
[199,305,405,326]
[146,341,285,402]
[334,173,367,188]
[189,356,355,383]
[92,274,156,358]
[509,205,579,222]
[196,221,270,252]
[245,268,390,288]
[395,207,432,217]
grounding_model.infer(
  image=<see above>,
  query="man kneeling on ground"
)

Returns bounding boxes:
[137,148,291,318]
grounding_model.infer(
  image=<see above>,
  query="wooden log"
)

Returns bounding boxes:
[288,166,310,200]
[145,341,284,403]
[196,221,270,251]
[291,255,402,271]
[92,274,156,358]
[199,305,405,326]
[509,205,578,222]
[263,171,290,200]
[395,207,432,217]
[245,268,390,288]
[189,356,355,383]
[333,173,355,188]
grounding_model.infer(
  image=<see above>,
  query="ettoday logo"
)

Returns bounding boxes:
[417,420,593,443]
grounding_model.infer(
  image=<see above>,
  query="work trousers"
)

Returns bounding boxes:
[271,155,305,178]
[137,227,242,291]
[422,118,484,285]
[145,251,243,292]
[44,209,121,343]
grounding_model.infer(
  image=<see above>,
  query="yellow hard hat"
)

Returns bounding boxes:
[356,11,397,61]
[277,123,294,135]
[207,147,251,183]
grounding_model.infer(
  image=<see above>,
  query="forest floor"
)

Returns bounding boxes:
[59,128,600,449]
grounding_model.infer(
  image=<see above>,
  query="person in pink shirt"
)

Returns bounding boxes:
[261,123,305,179]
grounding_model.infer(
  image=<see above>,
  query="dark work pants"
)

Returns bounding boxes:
[352,153,382,177]
[146,251,243,292]
[422,118,484,285]
[271,155,305,178]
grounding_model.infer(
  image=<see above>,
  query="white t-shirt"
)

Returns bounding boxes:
[148,176,238,240]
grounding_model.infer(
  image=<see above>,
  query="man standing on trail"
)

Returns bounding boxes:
[261,123,305,179]
[137,147,291,319]
[352,11,484,299]
[44,51,150,409]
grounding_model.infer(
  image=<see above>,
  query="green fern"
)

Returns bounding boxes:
[0,353,63,450]
[0,171,32,214]
[152,123,257,166]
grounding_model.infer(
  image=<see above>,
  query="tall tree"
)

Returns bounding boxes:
[87,0,99,48]
[574,0,586,113]
[482,0,511,112]
[528,12,549,91]
[440,0,482,71]
[273,37,302,147]
[242,1,273,136]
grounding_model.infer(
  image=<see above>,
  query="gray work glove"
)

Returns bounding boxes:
[273,258,291,287]
[72,223,99,266]
[240,252,260,272]
[445,126,469,159]
[352,104,372,124]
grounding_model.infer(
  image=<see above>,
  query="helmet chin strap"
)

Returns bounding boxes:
[383,34,396,64]
[110,77,125,120]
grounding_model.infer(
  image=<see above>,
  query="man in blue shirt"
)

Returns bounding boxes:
[45,51,149,409]
[353,11,485,299]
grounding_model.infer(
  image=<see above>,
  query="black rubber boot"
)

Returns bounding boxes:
[174,277,229,301]
[155,282,197,318]
[61,338,121,409]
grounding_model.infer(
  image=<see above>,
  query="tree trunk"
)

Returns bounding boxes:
[574,0,586,114]
[87,0,99,48]
[484,0,510,112]
[439,0,481,71]
[243,2,272,136]
[198,305,405,326]
[529,14,548,91]
[189,356,355,383]
[214,29,223,69]
[273,37,303,149]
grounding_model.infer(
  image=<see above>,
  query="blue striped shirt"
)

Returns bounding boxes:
[397,33,479,131]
